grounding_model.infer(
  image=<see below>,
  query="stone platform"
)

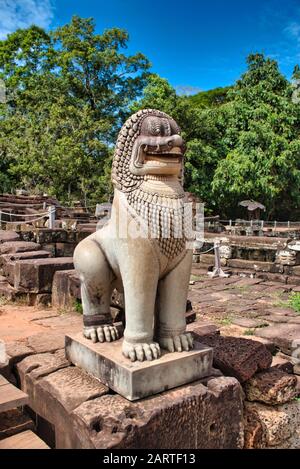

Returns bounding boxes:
[65,333,213,401]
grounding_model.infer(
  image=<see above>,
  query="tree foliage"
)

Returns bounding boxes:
[211,54,300,219]
[0,17,150,205]
[138,55,300,219]
[0,17,300,220]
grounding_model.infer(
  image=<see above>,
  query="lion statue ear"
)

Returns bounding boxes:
[111,109,184,193]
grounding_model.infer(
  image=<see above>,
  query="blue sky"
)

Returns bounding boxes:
[1,0,300,91]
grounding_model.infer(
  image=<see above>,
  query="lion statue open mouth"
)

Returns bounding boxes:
[74,109,194,362]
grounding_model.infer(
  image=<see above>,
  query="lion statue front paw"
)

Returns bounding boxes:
[159,333,193,352]
[122,340,161,362]
[84,325,121,343]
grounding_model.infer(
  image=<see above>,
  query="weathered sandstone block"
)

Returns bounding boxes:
[52,270,80,309]
[69,377,244,449]
[0,250,51,268]
[0,231,20,243]
[244,368,298,404]
[244,401,300,448]
[199,334,272,382]
[17,350,69,391]
[14,257,74,292]
[255,324,300,355]
[0,241,41,254]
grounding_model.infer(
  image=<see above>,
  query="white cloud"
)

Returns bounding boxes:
[284,21,300,44]
[0,0,54,40]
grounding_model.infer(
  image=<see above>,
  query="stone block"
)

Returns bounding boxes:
[226,258,251,269]
[69,377,244,449]
[1,252,51,287]
[271,354,294,374]
[37,367,108,414]
[55,243,75,257]
[291,265,300,276]
[2,261,15,284]
[27,332,65,354]
[65,333,213,401]
[231,318,268,328]
[199,253,215,265]
[52,270,80,310]
[27,366,108,448]
[14,257,74,292]
[40,244,56,256]
[255,324,300,355]
[264,307,296,316]
[17,349,69,391]
[5,341,34,366]
[244,368,298,404]
[256,272,288,283]
[0,250,51,269]
[0,241,41,254]
[276,352,300,375]
[286,275,300,285]
[77,230,94,242]
[35,229,68,244]
[244,401,300,448]
[244,336,277,354]
[187,322,220,338]
[29,293,52,307]
[0,279,24,301]
[0,409,34,440]
[199,334,272,382]
[65,231,77,243]
[227,259,281,273]
[264,315,289,323]
[0,231,20,243]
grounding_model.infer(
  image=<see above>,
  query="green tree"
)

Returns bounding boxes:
[0,17,150,205]
[133,74,228,209]
[131,74,193,134]
[211,53,300,219]
[188,86,232,109]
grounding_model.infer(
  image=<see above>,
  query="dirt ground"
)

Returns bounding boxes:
[0,303,82,343]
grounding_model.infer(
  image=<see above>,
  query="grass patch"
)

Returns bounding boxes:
[271,290,289,307]
[0,296,9,306]
[190,274,207,282]
[0,295,28,307]
[74,299,83,314]
[272,290,286,299]
[235,285,250,293]
[273,299,289,308]
[256,322,269,328]
[288,292,300,314]
[217,317,233,326]
[243,329,255,336]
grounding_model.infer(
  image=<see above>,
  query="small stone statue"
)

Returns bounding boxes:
[74,109,194,362]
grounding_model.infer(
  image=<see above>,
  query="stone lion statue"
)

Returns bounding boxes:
[74,109,194,362]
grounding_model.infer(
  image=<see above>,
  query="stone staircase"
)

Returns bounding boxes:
[0,374,49,449]
[0,230,73,305]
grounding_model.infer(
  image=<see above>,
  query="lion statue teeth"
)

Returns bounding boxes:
[74,109,194,362]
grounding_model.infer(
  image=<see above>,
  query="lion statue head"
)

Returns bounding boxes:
[111,109,184,193]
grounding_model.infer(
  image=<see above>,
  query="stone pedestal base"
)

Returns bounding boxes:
[65,333,213,401]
